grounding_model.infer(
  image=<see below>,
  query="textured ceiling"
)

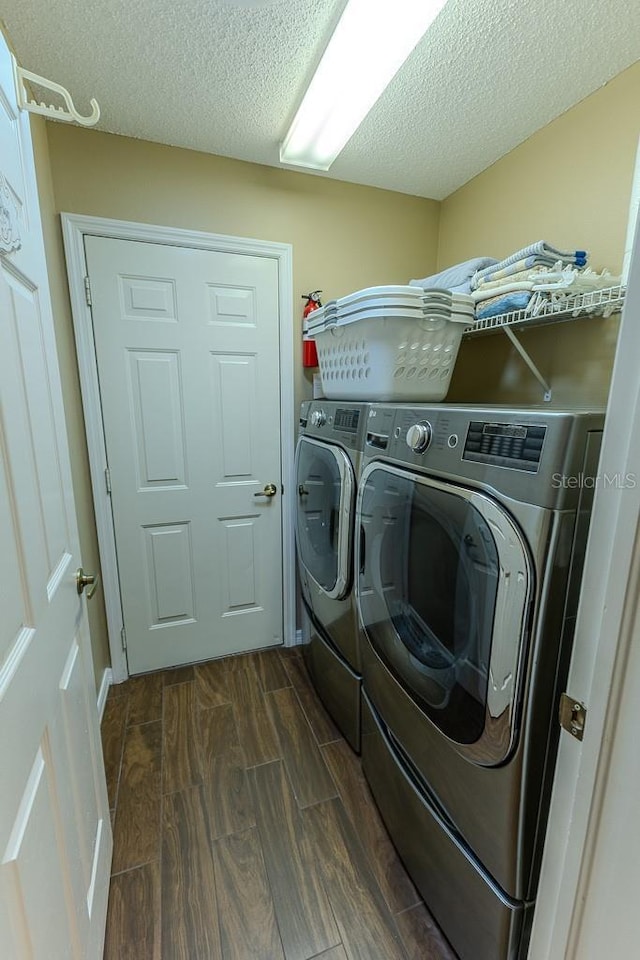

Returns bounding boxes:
[3,0,640,199]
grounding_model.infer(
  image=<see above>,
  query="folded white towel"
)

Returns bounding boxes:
[475,266,551,293]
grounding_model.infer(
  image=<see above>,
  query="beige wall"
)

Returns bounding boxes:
[45,123,440,418]
[441,60,640,409]
[36,123,439,677]
[30,116,112,689]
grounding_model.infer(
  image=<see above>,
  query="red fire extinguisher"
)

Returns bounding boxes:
[302,290,322,368]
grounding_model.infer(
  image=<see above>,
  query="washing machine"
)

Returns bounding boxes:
[295,400,369,750]
[356,403,604,960]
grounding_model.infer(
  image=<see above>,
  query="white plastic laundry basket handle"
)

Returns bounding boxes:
[418,316,447,332]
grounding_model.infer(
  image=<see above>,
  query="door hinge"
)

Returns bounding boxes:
[104,466,112,495]
[281,484,284,495]
[120,626,127,652]
[84,275,92,306]
[559,692,587,741]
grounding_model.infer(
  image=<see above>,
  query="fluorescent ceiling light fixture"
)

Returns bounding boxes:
[280,0,448,171]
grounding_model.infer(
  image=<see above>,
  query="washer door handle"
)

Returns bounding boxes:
[359,524,366,575]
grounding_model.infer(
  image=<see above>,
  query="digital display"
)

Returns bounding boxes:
[334,408,360,433]
[483,423,527,439]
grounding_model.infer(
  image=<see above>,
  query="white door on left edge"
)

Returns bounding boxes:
[85,236,283,674]
[0,40,111,960]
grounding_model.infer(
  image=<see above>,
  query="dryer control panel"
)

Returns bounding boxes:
[304,404,361,435]
[301,401,369,454]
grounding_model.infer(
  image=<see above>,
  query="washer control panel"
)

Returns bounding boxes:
[406,421,433,454]
[365,405,604,512]
[463,420,547,472]
[333,407,361,434]
[383,406,551,476]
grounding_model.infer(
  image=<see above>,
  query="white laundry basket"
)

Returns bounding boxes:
[311,310,472,402]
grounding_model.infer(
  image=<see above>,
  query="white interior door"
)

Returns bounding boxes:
[84,236,284,674]
[0,41,111,960]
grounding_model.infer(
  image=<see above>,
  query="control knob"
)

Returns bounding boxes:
[406,421,432,454]
[310,409,326,427]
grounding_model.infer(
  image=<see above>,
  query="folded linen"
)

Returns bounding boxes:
[476,257,573,287]
[472,242,587,288]
[473,256,542,285]
[473,266,552,294]
[476,291,532,320]
[410,257,498,295]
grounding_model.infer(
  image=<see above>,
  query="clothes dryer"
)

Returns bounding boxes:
[356,403,604,960]
[295,400,369,750]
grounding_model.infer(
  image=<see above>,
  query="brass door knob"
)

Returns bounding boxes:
[76,567,99,599]
[254,483,278,498]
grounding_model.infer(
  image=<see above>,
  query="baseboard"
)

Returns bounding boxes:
[97,667,113,722]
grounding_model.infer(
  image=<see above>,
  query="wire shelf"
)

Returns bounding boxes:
[466,284,626,336]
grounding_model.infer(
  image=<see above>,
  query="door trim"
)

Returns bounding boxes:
[61,213,295,682]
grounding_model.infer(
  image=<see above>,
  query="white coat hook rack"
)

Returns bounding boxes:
[13,61,100,127]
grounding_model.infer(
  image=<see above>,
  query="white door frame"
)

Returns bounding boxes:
[61,213,295,683]
[528,209,640,957]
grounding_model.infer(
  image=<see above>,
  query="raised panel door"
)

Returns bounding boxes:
[85,236,283,672]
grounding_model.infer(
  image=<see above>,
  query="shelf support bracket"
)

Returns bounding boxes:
[503,326,552,401]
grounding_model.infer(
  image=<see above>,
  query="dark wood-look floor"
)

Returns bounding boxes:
[101,647,457,960]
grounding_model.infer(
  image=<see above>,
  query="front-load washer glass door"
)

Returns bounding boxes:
[357,462,532,765]
[295,436,355,600]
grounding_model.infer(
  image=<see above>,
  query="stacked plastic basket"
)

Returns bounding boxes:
[305,285,474,401]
